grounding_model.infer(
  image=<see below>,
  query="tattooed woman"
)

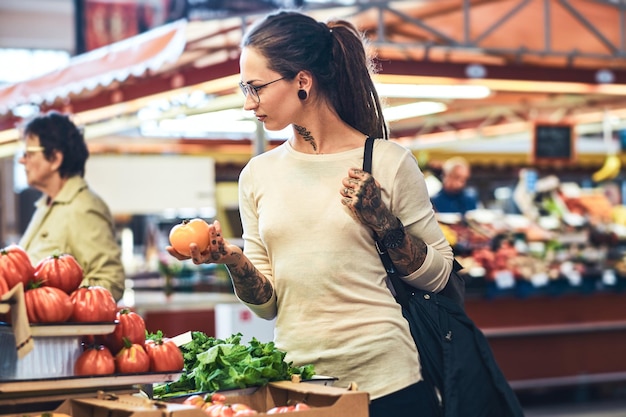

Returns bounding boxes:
[167,10,453,416]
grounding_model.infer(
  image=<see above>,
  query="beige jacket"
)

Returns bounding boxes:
[19,176,125,301]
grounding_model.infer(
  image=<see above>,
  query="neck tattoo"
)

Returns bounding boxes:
[294,124,317,152]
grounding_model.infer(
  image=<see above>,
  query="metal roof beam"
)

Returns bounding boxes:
[558,0,620,54]
[364,0,625,65]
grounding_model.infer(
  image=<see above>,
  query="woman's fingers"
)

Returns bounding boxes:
[166,245,190,261]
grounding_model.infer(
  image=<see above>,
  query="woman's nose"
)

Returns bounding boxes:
[242,94,258,111]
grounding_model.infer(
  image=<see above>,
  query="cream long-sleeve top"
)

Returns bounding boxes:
[19,176,126,301]
[237,138,453,400]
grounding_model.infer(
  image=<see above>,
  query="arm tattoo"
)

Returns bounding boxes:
[355,176,428,274]
[225,253,273,305]
[354,176,393,234]
[388,235,428,275]
[293,124,317,152]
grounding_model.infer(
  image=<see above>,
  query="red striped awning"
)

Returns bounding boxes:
[0,19,187,115]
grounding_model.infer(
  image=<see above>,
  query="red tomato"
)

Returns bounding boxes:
[104,309,146,355]
[34,253,84,294]
[231,403,255,414]
[115,339,150,373]
[203,403,234,417]
[0,244,35,290]
[169,218,211,256]
[70,286,117,322]
[183,394,205,408]
[24,285,73,323]
[266,406,295,414]
[233,410,258,416]
[74,345,115,376]
[294,403,311,411]
[144,337,184,372]
[208,393,227,404]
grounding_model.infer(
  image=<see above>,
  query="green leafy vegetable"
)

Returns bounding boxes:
[152,332,315,398]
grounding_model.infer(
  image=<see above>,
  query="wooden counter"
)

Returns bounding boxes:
[465,291,626,389]
[125,287,626,390]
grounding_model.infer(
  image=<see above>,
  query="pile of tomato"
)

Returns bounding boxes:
[182,392,312,416]
[76,309,184,376]
[0,244,118,324]
[0,243,184,377]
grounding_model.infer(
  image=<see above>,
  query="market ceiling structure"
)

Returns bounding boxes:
[1,0,626,167]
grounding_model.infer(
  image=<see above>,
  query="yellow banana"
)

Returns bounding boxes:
[439,223,458,246]
[592,154,621,182]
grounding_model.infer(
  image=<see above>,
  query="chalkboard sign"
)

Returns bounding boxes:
[532,123,575,163]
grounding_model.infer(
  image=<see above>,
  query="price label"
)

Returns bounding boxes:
[530,272,549,287]
[494,270,515,289]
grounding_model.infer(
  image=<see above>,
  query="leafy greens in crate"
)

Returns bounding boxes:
[153,332,315,398]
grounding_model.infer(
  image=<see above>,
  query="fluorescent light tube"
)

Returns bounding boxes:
[376,84,491,99]
[383,102,447,121]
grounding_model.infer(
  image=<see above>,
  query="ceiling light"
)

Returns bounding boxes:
[143,109,257,137]
[376,84,491,99]
[383,102,447,121]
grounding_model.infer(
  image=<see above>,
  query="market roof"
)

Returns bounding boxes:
[1,0,626,164]
[0,19,188,115]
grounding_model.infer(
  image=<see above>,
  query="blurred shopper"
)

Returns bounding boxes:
[167,10,453,417]
[431,156,478,214]
[18,111,125,301]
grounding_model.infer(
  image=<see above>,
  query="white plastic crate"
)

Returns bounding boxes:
[0,322,115,380]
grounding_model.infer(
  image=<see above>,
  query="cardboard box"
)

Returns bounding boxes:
[172,381,369,417]
[0,393,206,417]
[6,381,369,417]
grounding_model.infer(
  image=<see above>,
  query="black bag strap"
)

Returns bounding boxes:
[363,135,374,173]
[362,137,464,308]
[362,137,411,308]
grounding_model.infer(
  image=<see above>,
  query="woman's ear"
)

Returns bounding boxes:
[296,70,313,90]
[49,149,64,171]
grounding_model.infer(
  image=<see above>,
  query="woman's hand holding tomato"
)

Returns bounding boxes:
[167,220,242,266]
[168,218,211,257]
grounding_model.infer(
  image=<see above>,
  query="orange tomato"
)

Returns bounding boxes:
[183,394,206,408]
[169,218,211,256]
[207,393,227,403]
[231,403,256,415]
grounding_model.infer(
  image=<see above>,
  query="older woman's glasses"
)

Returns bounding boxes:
[239,77,286,103]
[19,146,45,159]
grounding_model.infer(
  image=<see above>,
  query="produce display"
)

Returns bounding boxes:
[80,314,184,376]
[0,244,117,324]
[153,332,316,398]
[0,244,184,378]
[440,177,626,297]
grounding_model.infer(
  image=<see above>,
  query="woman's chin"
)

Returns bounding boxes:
[263,122,290,132]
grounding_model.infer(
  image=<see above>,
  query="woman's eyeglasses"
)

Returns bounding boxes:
[19,146,45,159]
[239,77,286,103]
